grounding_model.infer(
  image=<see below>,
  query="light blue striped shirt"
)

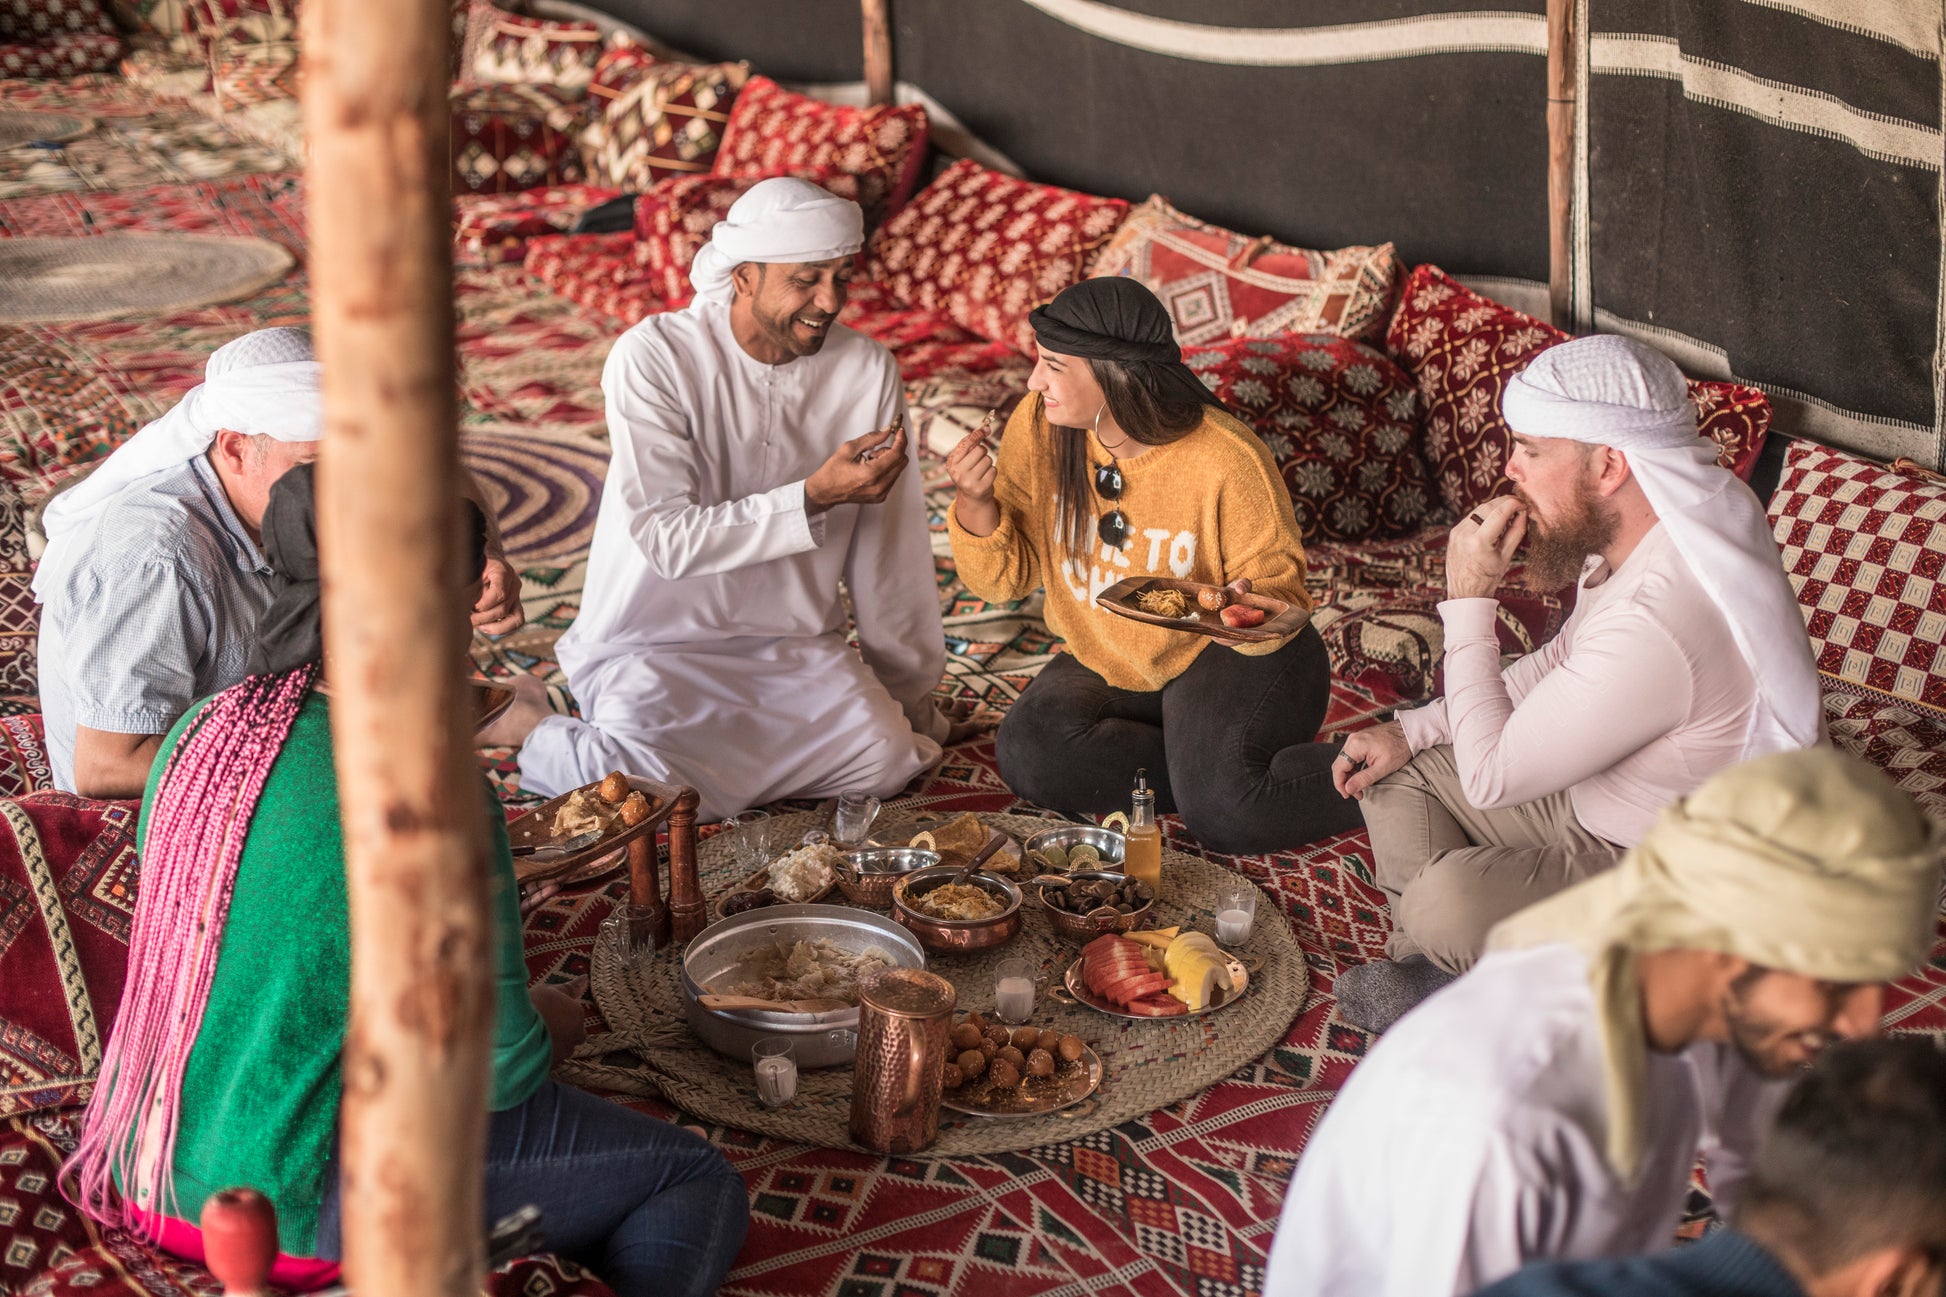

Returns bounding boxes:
[37,456,274,792]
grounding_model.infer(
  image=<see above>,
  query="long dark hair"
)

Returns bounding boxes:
[1053,358,1209,559]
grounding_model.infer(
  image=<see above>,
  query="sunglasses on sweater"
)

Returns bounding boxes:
[1094,461,1130,549]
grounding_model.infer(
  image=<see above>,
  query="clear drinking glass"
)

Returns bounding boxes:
[1213,884,1257,947]
[752,1036,798,1107]
[832,791,882,847]
[720,809,774,875]
[994,957,1036,1025]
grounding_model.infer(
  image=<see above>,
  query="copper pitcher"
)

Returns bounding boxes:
[848,966,957,1154]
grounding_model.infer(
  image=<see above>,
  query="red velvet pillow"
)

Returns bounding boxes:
[1183,334,1436,544]
[866,159,1130,357]
[1093,196,1401,346]
[451,83,586,196]
[0,789,138,1117]
[711,75,930,228]
[630,171,865,310]
[1384,264,1771,515]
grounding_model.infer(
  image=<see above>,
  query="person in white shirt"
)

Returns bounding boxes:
[1265,746,1942,1297]
[1329,335,1822,1029]
[484,178,948,819]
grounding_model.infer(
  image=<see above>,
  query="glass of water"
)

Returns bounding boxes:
[752,1036,798,1107]
[720,810,774,875]
[832,791,881,847]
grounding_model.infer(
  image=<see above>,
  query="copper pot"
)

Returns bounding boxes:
[891,865,1023,954]
[849,966,957,1154]
[836,847,938,909]
[1031,869,1157,942]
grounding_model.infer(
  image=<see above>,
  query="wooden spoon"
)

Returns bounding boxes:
[699,993,851,1015]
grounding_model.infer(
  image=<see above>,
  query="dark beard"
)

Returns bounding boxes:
[1518,482,1619,593]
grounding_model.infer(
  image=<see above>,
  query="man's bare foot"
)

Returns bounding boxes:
[945,714,997,746]
[478,674,554,749]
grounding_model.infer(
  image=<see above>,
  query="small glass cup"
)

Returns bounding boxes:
[1213,884,1257,948]
[720,810,774,875]
[752,1036,798,1108]
[994,956,1036,1025]
[832,791,882,848]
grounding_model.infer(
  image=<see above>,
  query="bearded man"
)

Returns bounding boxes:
[484,178,948,819]
[1329,335,1822,1030]
[1266,748,1943,1297]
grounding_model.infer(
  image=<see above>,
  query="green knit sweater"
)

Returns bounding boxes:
[133,691,553,1256]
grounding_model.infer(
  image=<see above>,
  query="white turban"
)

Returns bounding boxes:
[1501,335,1822,756]
[686,177,865,307]
[34,327,322,598]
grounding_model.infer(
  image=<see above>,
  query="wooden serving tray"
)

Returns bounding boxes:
[1095,577,1310,645]
[508,775,684,885]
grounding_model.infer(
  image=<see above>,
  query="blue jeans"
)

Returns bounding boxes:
[318,1081,747,1297]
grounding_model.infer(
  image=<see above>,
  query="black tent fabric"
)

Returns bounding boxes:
[597,0,1945,466]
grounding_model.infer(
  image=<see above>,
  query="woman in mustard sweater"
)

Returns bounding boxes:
[947,278,1361,853]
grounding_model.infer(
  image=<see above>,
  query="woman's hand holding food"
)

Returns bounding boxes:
[947,415,1001,537]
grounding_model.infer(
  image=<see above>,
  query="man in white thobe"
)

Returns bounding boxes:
[1264,747,1943,1297]
[498,178,948,818]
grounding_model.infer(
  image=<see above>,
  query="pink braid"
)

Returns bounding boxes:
[64,665,318,1234]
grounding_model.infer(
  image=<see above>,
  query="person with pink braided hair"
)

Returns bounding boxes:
[65,464,748,1297]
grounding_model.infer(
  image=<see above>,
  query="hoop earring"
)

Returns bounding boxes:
[1093,402,1131,452]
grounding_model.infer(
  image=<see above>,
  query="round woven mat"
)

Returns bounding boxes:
[0,235,296,324]
[0,111,93,149]
[586,811,1308,1156]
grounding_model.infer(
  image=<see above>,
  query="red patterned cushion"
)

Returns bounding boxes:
[1385,264,1772,515]
[523,231,656,322]
[451,82,587,196]
[866,159,1130,357]
[1093,196,1402,346]
[1823,682,1946,822]
[0,481,34,698]
[1766,442,1946,723]
[180,0,293,61]
[712,75,929,227]
[584,59,748,193]
[470,5,601,97]
[838,279,1026,383]
[1183,334,1436,544]
[0,29,119,75]
[0,0,118,38]
[210,37,297,108]
[0,792,138,1118]
[453,182,622,266]
[630,171,864,310]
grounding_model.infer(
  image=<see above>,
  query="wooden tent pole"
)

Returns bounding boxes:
[302,2,490,1295]
[863,0,892,106]
[1546,0,1576,330]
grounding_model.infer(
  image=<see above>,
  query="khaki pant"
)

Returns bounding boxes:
[1364,744,1624,973]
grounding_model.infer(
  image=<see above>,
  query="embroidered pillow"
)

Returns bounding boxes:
[470,6,601,98]
[711,75,929,228]
[212,37,299,108]
[0,0,122,38]
[1093,196,1401,346]
[1385,264,1772,515]
[1183,334,1434,544]
[451,82,586,195]
[866,159,1129,357]
[631,171,863,310]
[585,59,748,192]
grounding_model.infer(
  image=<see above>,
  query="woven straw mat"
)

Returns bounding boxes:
[581,810,1309,1155]
[0,111,93,149]
[0,235,295,323]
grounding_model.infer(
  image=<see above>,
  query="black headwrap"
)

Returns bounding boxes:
[1027,278,1224,413]
[246,462,489,676]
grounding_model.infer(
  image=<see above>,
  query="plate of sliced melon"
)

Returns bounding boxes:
[1057,929,1251,1020]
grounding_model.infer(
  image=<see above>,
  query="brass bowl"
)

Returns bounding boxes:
[1022,824,1125,872]
[891,865,1023,953]
[1031,868,1157,942]
[836,847,939,908]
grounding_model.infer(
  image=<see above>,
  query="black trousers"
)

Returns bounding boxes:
[995,624,1365,855]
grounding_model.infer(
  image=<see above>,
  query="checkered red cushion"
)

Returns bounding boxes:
[1183,334,1436,544]
[866,159,1130,357]
[1823,681,1946,822]
[451,83,588,196]
[523,231,656,322]
[1092,195,1401,346]
[838,279,1026,383]
[712,75,930,228]
[1767,442,1946,723]
[1385,264,1772,515]
[630,170,863,310]
[453,183,623,266]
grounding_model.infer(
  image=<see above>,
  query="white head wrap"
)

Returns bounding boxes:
[686,177,864,307]
[1501,335,1822,756]
[33,327,322,598]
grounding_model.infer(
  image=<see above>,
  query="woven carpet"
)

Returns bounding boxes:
[0,234,295,324]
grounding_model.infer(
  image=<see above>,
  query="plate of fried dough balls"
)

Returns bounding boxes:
[937,1011,1101,1117]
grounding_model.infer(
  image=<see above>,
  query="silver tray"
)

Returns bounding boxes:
[940,1042,1103,1118]
[1053,949,1255,1021]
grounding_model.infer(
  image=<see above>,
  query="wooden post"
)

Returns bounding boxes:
[302,2,489,1296]
[1546,0,1577,330]
[862,0,893,107]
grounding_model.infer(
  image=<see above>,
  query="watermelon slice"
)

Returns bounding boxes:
[1126,994,1189,1017]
